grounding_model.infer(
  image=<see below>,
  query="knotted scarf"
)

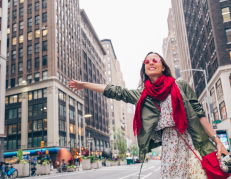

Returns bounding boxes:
[133,75,188,136]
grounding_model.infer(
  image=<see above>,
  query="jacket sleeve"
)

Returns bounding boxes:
[182,80,206,118]
[103,84,141,105]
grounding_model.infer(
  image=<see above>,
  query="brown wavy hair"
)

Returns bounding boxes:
[138,52,175,88]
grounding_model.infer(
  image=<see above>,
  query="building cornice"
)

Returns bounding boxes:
[198,64,231,102]
[101,39,117,59]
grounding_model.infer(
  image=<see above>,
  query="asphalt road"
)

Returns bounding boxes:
[20,160,161,179]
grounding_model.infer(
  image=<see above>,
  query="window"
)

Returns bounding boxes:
[35,57,39,68]
[27,45,32,55]
[42,12,47,22]
[19,7,23,17]
[219,101,227,119]
[111,105,114,110]
[28,4,32,14]
[35,2,39,11]
[42,41,47,51]
[12,50,16,60]
[27,75,32,84]
[213,107,219,121]
[28,32,32,40]
[18,62,23,72]
[42,27,48,36]
[7,26,10,34]
[69,109,74,120]
[12,37,17,45]
[34,73,40,82]
[35,43,40,53]
[226,28,231,43]
[12,24,17,32]
[108,57,110,61]
[19,21,23,30]
[18,77,22,86]
[42,71,47,80]
[57,57,59,68]
[222,7,230,22]
[13,10,17,19]
[108,64,111,68]
[35,15,40,25]
[109,77,111,82]
[59,104,66,116]
[13,0,17,6]
[42,0,47,8]
[57,72,60,79]
[57,43,59,52]
[11,78,15,87]
[20,0,24,3]
[19,35,23,43]
[215,79,223,98]
[27,60,32,70]
[42,56,47,66]
[28,18,32,27]
[210,87,216,104]
[11,64,15,74]
[35,29,40,38]
[9,109,17,119]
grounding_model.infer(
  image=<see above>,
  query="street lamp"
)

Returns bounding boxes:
[180,69,213,126]
[79,114,92,157]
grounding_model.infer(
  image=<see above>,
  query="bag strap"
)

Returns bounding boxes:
[172,126,202,162]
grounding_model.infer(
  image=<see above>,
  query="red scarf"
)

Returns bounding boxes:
[133,75,188,136]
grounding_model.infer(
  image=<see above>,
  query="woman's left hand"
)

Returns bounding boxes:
[214,137,229,159]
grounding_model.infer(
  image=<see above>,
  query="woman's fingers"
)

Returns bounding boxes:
[217,144,221,159]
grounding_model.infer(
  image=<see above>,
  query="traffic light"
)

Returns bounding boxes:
[153,152,155,155]
[76,152,79,155]
[37,151,40,155]
[41,151,43,155]
[41,141,45,148]
[45,150,49,154]
[134,151,136,154]
[81,147,84,151]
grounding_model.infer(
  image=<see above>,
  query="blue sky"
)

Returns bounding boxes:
[80,0,172,89]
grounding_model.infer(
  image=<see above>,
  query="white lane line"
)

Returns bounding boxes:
[118,166,156,179]
[141,173,152,179]
[154,166,161,172]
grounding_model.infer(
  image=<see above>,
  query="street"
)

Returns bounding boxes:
[19,160,161,179]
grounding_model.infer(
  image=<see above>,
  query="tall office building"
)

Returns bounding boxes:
[175,0,231,139]
[101,39,130,156]
[162,8,181,79]
[126,103,136,145]
[0,0,8,162]
[171,0,194,87]
[80,10,110,155]
[4,0,109,162]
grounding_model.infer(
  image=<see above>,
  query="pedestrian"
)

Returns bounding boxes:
[68,52,230,178]
[49,159,53,170]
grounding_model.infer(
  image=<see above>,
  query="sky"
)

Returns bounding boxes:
[79,0,172,90]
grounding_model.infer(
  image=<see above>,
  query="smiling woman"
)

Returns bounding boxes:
[68,51,229,179]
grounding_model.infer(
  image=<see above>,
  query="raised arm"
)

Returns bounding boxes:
[68,79,106,93]
[68,79,141,104]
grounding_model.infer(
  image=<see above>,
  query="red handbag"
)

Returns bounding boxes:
[173,126,231,179]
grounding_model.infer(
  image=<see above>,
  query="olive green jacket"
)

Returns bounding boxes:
[103,79,216,163]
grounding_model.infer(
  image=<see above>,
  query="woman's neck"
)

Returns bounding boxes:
[149,74,162,83]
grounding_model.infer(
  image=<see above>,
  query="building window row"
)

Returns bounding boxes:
[28,88,47,101]
[28,103,47,117]
[5,94,22,105]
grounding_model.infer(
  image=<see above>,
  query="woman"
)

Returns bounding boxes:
[68,52,229,178]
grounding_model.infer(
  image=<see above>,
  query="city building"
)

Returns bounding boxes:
[162,8,181,79]
[176,0,231,142]
[80,10,110,155]
[101,39,130,156]
[0,0,8,162]
[4,0,109,162]
[126,103,136,145]
[171,0,194,88]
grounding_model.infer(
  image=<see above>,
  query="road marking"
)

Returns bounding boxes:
[118,166,156,179]
[154,166,161,172]
[141,173,152,179]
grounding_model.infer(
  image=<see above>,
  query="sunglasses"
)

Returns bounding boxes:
[143,57,161,64]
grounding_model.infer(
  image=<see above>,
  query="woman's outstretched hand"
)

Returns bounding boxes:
[214,137,229,159]
[68,79,85,91]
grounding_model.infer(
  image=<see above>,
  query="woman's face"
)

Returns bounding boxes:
[144,53,165,78]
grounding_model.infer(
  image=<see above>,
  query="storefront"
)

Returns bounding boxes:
[4,147,70,164]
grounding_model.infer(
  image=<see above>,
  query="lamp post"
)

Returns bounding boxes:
[79,114,92,157]
[180,69,213,126]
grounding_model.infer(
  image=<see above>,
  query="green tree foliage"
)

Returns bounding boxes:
[17,149,23,161]
[131,145,139,156]
[114,128,127,155]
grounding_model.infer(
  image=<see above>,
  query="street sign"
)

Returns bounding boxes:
[213,126,217,129]
[213,120,221,124]
[87,138,92,143]
[204,96,212,104]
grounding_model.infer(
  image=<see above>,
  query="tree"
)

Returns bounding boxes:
[116,129,127,155]
[131,145,139,156]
